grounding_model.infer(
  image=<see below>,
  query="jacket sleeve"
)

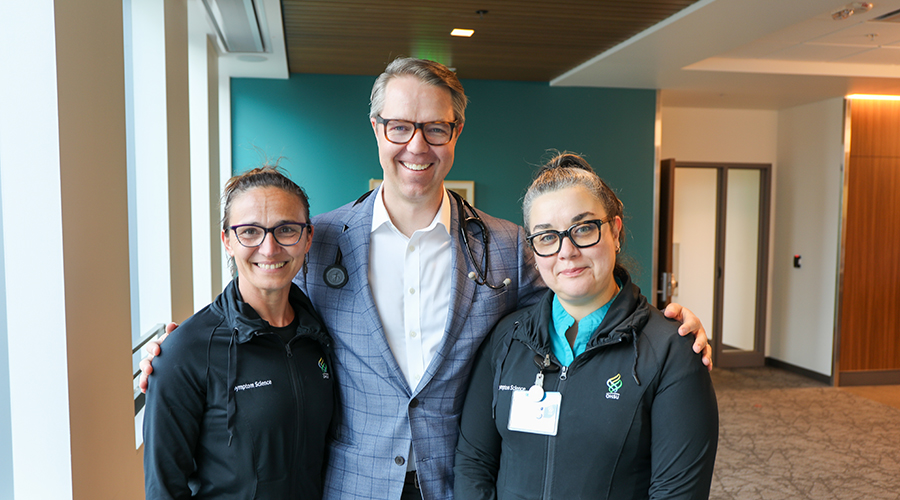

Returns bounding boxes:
[453,332,502,500]
[648,333,719,500]
[143,331,207,500]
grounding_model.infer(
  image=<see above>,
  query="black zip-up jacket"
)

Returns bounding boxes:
[454,269,718,499]
[144,279,336,499]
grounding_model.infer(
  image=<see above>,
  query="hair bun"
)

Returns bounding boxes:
[539,152,594,175]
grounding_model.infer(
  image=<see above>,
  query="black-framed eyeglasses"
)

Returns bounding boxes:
[375,115,458,146]
[229,222,311,248]
[527,219,613,257]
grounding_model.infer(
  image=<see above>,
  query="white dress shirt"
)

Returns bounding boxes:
[368,185,452,392]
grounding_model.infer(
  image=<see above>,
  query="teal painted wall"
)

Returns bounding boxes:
[231,75,657,291]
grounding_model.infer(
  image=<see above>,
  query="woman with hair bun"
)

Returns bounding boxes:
[454,153,718,500]
[143,166,336,499]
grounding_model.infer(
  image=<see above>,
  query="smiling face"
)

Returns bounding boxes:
[372,75,462,209]
[222,186,312,303]
[528,185,622,319]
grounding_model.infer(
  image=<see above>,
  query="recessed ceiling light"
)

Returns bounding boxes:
[451,28,474,37]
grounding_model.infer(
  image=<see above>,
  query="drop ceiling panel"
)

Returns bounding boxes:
[809,21,900,46]
[766,43,872,62]
[753,18,841,45]
[836,47,900,64]
[721,40,799,59]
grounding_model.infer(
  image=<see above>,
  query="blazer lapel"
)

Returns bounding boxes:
[416,195,479,391]
[338,193,411,390]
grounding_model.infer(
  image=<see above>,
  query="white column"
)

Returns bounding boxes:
[0,1,73,498]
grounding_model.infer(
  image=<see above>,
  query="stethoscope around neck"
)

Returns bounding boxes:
[323,189,511,290]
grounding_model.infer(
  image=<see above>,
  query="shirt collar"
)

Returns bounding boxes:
[549,281,621,366]
[371,183,452,237]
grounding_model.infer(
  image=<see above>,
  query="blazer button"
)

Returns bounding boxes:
[395,456,405,466]
[409,398,419,408]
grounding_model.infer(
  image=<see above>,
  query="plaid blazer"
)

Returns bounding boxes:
[296,190,544,499]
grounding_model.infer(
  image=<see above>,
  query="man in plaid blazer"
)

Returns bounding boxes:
[294,57,545,499]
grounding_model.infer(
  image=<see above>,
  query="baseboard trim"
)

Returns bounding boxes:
[837,369,900,387]
[764,357,832,385]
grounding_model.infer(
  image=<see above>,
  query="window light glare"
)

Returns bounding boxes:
[451,28,474,37]
[847,94,900,101]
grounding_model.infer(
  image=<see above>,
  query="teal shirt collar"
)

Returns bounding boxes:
[549,285,619,367]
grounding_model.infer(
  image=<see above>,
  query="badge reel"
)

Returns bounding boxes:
[508,369,562,436]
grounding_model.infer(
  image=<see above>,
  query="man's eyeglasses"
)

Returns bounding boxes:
[527,219,613,257]
[375,116,458,146]
[229,222,311,248]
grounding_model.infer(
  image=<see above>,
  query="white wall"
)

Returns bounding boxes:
[771,99,844,376]
[661,107,779,163]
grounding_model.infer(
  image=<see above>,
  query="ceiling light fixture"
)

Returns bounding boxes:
[451,28,475,37]
[832,2,874,20]
[847,94,900,100]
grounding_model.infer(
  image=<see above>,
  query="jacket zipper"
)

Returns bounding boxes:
[519,343,566,499]
[282,338,303,497]
[540,364,569,499]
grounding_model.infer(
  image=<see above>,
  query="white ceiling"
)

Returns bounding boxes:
[552,0,900,109]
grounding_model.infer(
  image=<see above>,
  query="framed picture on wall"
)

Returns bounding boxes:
[368,179,475,204]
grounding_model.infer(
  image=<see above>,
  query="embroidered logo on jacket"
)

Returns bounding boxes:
[318,357,330,379]
[606,373,623,400]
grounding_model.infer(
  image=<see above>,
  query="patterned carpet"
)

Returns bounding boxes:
[709,367,900,500]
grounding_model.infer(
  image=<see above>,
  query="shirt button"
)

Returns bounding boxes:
[409,245,415,252]
[410,331,418,338]
[409,288,415,294]
[409,398,419,408]
[395,456,406,466]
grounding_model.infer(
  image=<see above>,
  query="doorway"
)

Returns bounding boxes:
[658,160,771,368]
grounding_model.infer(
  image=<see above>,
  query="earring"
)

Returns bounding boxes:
[303,257,309,277]
[534,262,539,270]
[616,245,621,254]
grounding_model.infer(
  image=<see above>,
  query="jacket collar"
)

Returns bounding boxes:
[212,278,330,345]
[512,268,650,355]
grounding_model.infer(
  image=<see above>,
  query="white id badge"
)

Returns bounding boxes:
[507,390,562,436]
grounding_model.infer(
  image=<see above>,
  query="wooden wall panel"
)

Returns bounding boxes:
[840,100,900,372]
[847,100,900,158]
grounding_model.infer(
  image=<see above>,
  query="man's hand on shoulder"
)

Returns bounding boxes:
[662,303,712,371]
[138,322,178,393]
